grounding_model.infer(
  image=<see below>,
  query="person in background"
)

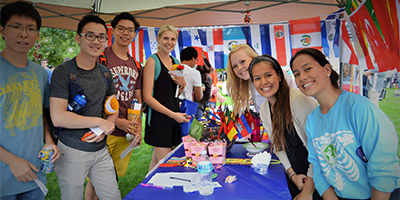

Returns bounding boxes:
[178,46,203,102]
[142,24,189,172]
[226,44,296,115]
[85,12,143,200]
[195,62,212,119]
[364,68,386,108]
[0,1,60,199]
[41,58,52,84]
[208,65,220,108]
[291,48,400,200]
[249,55,320,200]
[50,14,121,200]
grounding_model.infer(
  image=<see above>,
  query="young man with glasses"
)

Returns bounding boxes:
[49,14,121,199]
[0,1,60,199]
[85,12,142,200]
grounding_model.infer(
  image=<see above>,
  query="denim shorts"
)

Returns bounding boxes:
[1,187,44,200]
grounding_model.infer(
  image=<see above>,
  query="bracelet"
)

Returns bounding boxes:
[289,173,296,181]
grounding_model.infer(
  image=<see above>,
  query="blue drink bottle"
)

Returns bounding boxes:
[68,94,87,113]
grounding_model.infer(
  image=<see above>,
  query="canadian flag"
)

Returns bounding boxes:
[289,17,322,55]
[339,20,358,65]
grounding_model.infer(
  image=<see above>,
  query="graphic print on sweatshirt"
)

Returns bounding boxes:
[312,131,359,190]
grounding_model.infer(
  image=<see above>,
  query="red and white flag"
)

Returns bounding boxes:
[289,17,322,55]
[339,20,358,65]
[371,0,400,71]
[386,0,400,48]
[106,25,113,47]
[269,24,291,66]
[128,29,144,63]
[349,1,398,72]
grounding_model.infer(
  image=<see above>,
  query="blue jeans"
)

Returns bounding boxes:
[1,187,44,200]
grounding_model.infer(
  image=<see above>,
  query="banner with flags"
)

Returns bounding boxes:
[128,29,144,63]
[289,17,322,55]
[269,24,291,66]
[321,9,342,58]
[240,24,271,57]
[370,0,400,71]
[386,0,400,47]
[223,27,248,69]
[348,0,399,72]
[340,20,358,65]
[194,28,224,69]
[143,27,159,59]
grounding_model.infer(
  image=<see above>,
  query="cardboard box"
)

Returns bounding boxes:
[182,135,197,158]
[208,141,226,164]
[190,142,208,162]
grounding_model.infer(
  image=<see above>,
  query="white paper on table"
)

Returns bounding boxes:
[183,182,222,193]
[90,127,103,136]
[147,172,198,187]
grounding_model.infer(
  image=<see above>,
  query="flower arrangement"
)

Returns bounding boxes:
[172,64,185,71]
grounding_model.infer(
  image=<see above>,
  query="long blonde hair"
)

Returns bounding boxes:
[226,44,258,115]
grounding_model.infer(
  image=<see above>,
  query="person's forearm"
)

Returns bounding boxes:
[302,177,316,195]
[322,187,338,200]
[106,110,119,123]
[52,110,104,129]
[43,108,54,144]
[371,187,391,200]
[0,146,17,166]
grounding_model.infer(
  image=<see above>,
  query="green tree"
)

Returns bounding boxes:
[0,27,79,67]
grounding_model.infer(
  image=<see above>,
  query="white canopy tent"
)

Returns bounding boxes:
[1,0,345,30]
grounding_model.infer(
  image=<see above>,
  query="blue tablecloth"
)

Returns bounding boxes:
[124,144,292,200]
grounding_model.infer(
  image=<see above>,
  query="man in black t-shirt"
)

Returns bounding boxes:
[49,15,120,200]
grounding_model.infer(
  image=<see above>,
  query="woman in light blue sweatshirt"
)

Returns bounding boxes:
[290,48,400,200]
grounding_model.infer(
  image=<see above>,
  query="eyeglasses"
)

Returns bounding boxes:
[79,33,108,43]
[5,24,39,34]
[116,25,136,34]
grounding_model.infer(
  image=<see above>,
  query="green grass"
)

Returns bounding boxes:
[379,88,400,157]
[45,89,400,199]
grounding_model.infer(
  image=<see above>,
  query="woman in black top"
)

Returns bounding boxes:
[142,24,189,171]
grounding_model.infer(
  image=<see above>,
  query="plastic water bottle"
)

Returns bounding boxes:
[197,150,214,196]
[67,94,86,113]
